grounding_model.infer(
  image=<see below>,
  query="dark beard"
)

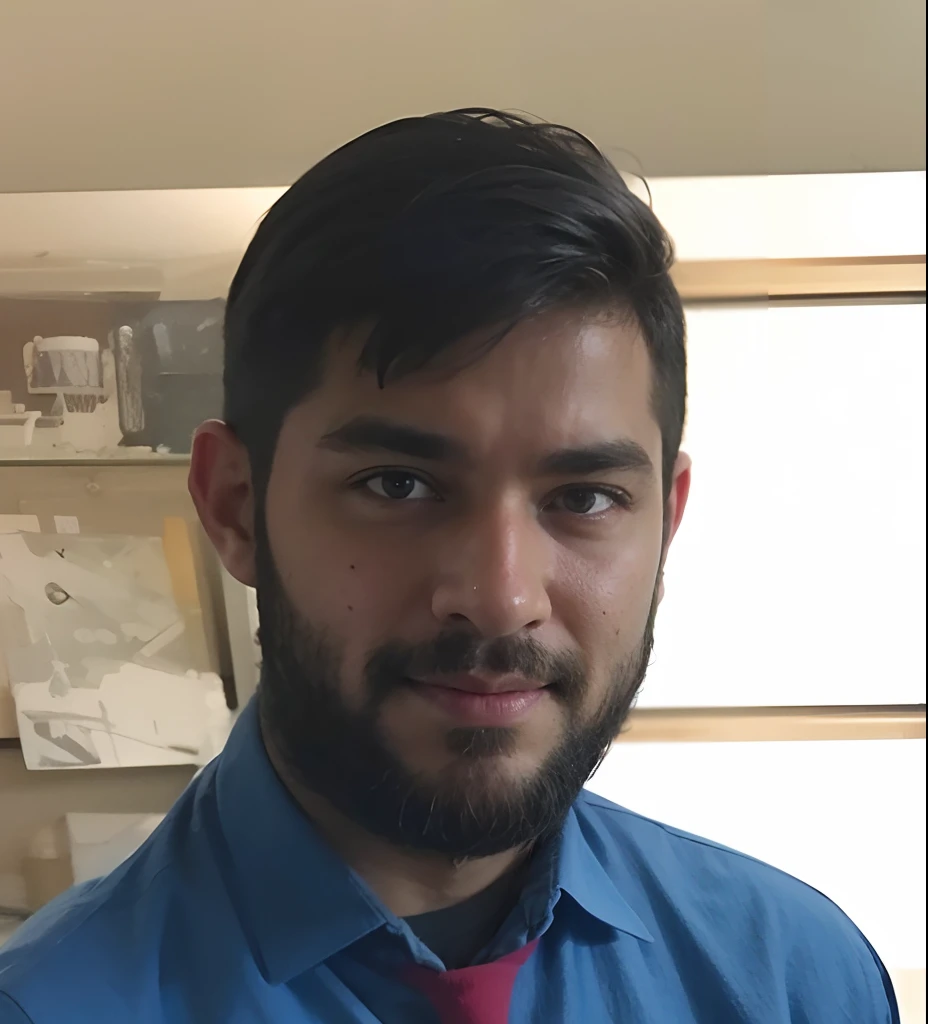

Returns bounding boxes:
[255,533,658,859]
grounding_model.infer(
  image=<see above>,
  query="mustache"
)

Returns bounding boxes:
[365,631,588,700]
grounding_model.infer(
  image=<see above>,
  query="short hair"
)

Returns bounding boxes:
[224,108,686,498]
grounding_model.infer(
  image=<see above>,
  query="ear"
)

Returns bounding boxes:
[188,420,257,588]
[657,451,692,604]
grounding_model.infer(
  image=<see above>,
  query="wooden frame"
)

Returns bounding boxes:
[4,706,923,751]
[620,705,926,743]
[672,255,926,301]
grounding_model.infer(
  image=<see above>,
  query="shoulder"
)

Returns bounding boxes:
[574,790,899,1022]
[0,774,223,1024]
[574,787,857,928]
[0,873,170,1022]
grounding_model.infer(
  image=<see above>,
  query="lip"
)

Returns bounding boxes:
[411,673,546,695]
[407,674,548,726]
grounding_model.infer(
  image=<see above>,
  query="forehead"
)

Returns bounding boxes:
[290,309,659,457]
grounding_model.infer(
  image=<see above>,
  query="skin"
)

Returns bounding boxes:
[189,307,691,916]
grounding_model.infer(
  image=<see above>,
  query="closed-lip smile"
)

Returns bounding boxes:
[406,673,549,725]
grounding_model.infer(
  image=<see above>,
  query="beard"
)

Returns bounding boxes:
[255,532,658,860]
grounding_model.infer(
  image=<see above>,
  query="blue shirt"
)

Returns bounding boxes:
[0,698,898,1023]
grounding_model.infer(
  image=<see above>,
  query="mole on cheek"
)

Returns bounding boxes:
[347,605,354,612]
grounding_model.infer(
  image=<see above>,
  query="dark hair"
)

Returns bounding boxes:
[224,108,686,498]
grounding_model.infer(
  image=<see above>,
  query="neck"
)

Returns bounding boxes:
[262,727,531,918]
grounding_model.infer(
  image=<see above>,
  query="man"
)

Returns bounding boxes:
[0,110,898,1023]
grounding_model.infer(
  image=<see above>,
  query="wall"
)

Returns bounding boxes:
[0,750,193,887]
[0,0,924,192]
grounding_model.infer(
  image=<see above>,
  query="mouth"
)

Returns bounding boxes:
[404,673,549,726]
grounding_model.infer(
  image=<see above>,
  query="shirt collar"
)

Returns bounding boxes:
[214,697,388,985]
[554,801,654,943]
[214,698,652,985]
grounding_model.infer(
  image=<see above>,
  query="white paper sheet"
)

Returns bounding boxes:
[0,532,230,769]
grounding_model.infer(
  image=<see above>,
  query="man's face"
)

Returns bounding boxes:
[193,308,690,856]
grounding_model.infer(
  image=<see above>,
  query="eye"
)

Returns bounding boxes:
[548,487,625,516]
[362,471,438,502]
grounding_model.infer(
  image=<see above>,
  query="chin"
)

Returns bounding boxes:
[417,740,548,791]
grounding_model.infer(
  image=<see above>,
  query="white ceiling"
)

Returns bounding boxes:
[0,0,924,194]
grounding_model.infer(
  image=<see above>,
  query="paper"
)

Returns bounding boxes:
[53,516,80,534]
[0,516,40,736]
[0,515,40,534]
[0,532,230,769]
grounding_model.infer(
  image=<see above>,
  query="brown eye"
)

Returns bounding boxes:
[551,488,621,516]
[364,472,436,501]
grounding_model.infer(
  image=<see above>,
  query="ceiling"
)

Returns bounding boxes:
[0,0,925,194]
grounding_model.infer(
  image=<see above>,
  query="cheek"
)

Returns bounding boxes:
[555,534,662,659]
[319,533,431,629]
[266,501,428,666]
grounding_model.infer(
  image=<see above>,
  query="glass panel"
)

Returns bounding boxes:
[641,301,926,707]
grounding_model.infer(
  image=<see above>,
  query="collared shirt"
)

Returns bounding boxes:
[0,698,898,1023]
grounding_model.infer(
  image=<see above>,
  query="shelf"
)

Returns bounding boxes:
[0,455,191,467]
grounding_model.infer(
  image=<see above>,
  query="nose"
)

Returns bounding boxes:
[430,498,553,638]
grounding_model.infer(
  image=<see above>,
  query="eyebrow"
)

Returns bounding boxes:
[537,439,655,478]
[318,415,654,478]
[318,416,470,463]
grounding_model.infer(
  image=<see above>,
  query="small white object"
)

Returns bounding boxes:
[64,813,165,884]
[32,336,100,354]
[0,410,40,447]
[27,824,68,861]
[53,516,80,534]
